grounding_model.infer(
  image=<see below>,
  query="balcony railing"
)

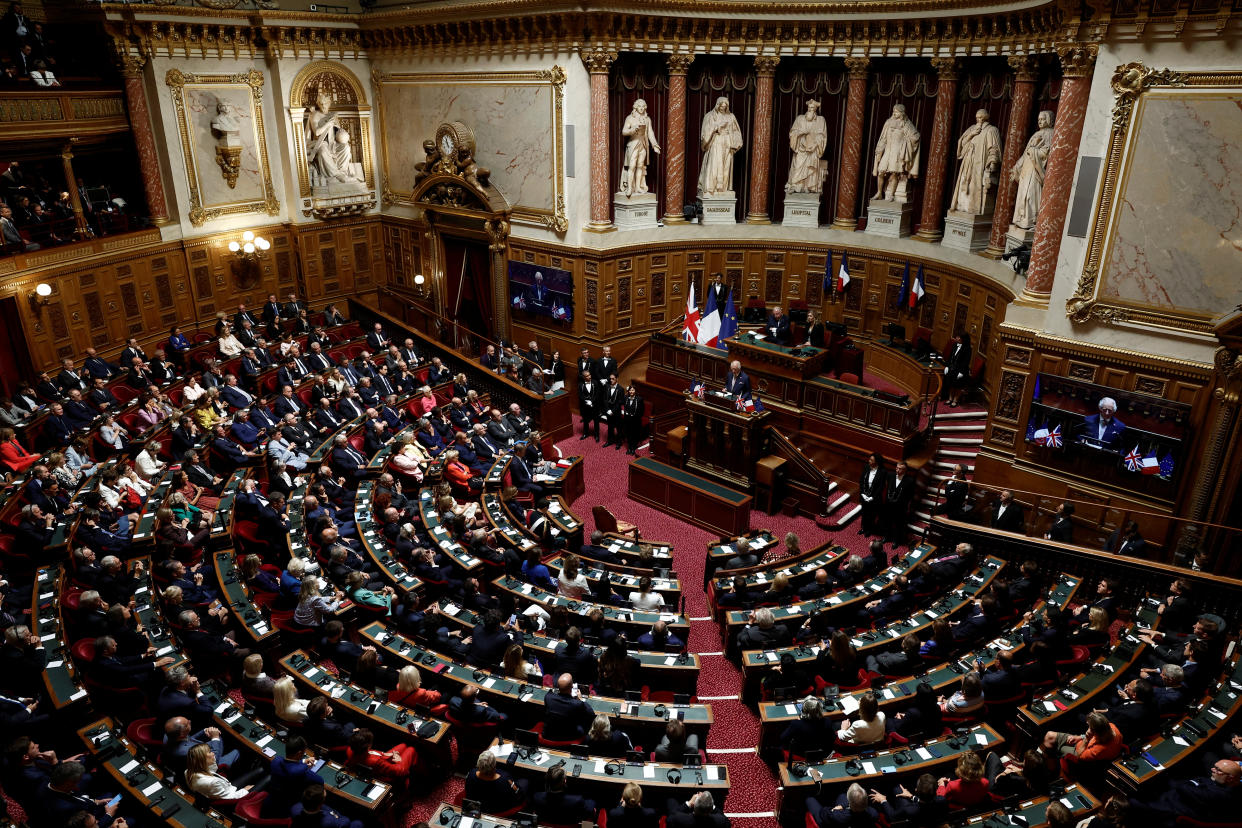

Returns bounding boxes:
[0,87,128,141]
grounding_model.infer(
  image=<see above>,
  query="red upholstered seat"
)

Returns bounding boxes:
[234,792,291,826]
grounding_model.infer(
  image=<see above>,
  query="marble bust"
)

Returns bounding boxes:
[698,96,743,197]
[620,99,661,198]
[1010,109,1055,230]
[210,101,241,147]
[951,108,1002,214]
[786,100,828,194]
[871,104,921,202]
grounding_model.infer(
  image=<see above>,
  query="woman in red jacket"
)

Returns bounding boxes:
[443,449,473,490]
[0,427,38,474]
[389,665,442,708]
[345,727,417,781]
[937,751,990,808]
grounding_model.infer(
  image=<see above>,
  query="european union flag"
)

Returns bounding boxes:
[718,289,739,345]
[823,251,833,297]
[1033,374,1041,402]
[897,261,911,307]
[1025,417,1038,442]
[1159,453,1175,479]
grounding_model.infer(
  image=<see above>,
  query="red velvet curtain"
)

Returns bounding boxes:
[686,56,756,222]
[609,54,670,221]
[857,60,939,229]
[442,236,493,344]
[767,59,849,225]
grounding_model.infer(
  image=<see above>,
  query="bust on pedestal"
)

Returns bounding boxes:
[614,99,661,231]
[942,109,1002,252]
[698,97,743,225]
[782,100,827,228]
[865,104,920,238]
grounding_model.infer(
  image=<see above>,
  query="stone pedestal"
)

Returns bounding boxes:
[700,193,738,225]
[614,193,659,231]
[865,198,914,238]
[781,191,822,228]
[1004,224,1035,253]
[941,209,995,252]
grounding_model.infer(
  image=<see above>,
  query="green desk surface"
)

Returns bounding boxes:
[491,575,689,634]
[212,551,279,644]
[130,559,189,672]
[727,335,826,357]
[34,566,88,709]
[713,546,846,592]
[546,553,681,603]
[708,531,778,561]
[631,457,751,503]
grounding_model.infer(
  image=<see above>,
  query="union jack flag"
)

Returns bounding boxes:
[551,302,567,320]
[1123,445,1143,472]
[691,382,705,399]
[1045,424,1062,448]
[512,294,526,309]
[736,396,754,413]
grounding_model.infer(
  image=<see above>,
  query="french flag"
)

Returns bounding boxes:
[837,251,851,293]
[908,264,925,309]
[1139,449,1160,474]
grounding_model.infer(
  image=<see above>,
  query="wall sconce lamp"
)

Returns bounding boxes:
[414,273,431,300]
[227,230,271,260]
[28,282,51,311]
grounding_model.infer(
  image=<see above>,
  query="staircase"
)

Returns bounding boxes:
[910,404,989,535]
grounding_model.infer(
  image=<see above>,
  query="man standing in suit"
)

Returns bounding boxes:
[597,346,618,383]
[883,461,914,547]
[707,273,728,309]
[724,360,751,399]
[603,375,625,449]
[1107,521,1147,557]
[765,306,791,345]
[56,358,87,396]
[576,348,597,383]
[525,340,545,370]
[1080,396,1127,449]
[991,490,1025,533]
[578,370,601,442]
[1046,501,1075,542]
[623,385,645,455]
[858,452,886,537]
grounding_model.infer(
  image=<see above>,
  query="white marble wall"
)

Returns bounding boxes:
[1031,38,1242,366]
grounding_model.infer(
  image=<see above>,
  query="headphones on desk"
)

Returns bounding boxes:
[844,758,863,776]
[336,772,350,786]
[790,761,809,778]
[894,750,911,765]
[440,808,461,828]
[604,760,624,776]
[653,704,668,719]
[422,654,437,666]
[665,768,682,784]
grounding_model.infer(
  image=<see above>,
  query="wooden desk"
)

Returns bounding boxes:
[490,575,690,640]
[78,718,233,828]
[726,334,829,382]
[685,394,770,490]
[628,457,752,536]
[212,550,279,647]
[359,623,710,743]
[33,565,89,711]
[545,553,682,608]
[704,531,778,587]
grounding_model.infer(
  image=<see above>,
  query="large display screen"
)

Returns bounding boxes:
[508,260,573,323]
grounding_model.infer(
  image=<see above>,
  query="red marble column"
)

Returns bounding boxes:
[745,56,780,224]
[913,58,960,242]
[1023,44,1097,300]
[120,56,171,225]
[832,57,870,231]
[582,47,618,232]
[985,56,1039,257]
[663,53,693,224]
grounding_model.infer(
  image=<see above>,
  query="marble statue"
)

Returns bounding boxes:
[620,99,661,197]
[1010,109,1055,230]
[698,97,743,197]
[210,101,241,144]
[305,90,364,186]
[951,109,1002,214]
[786,100,828,193]
[871,104,921,202]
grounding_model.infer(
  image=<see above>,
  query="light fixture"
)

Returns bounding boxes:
[28,282,51,310]
[226,230,269,263]
[413,273,432,300]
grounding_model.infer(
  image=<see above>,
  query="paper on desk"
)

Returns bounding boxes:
[142,782,163,796]
[862,761,876,775]
[915,747,933,761]
[47,659,63,668]
[644,764,656,778]
[975,733,988,745]
[215,701,231,714]
[70,689,87,700]
[839,696,860,715]
[460,817,475,828]
[665,657,677,666]
[594,759,606,773]
[1173,736,1190,747]
[706,766,719,781]
[256,734,273,747]
[367,784,385,800]
[120,759,140,774]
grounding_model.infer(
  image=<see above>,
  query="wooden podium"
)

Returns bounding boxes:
[685,392,770,490]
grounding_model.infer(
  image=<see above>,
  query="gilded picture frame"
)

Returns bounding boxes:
[1067,63,1242,336]
[165,67,280,227]
[372,66,567,233]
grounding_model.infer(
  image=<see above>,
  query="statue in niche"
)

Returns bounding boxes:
[951,108,1002,214]
[786,100,828,194]
[871,104,921,202]
[697,97,743,197]
[304,89,364,188]
[619,99,660,197]
[1010,109,1055,229]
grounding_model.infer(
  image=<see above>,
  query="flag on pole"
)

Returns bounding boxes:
[690,381,705,399]
[909,264,925,309]
[697,281,721,348]
[823,251,834,298]
[683,282,700,342]
[551,302,567,320]
[736,396,754,413]
[897,261,911,308]
[512,294,526,310]
[1123,445,1143,472]
[1045,424,1062,448]
[1158,453,1175,479]
[718,289,739,345]
[1033,374,1042,402]
[837,251,851,293]
[1139,449,1160,474]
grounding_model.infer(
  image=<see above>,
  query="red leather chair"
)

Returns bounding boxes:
[235,792,291,827]
[126,717,163,750]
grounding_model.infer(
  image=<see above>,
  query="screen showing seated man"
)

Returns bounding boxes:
[1078,396,1126,449]
[508,260,573,322]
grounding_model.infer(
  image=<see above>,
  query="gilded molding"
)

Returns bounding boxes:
[1054,42,1098,78]
[997,322,1213,374]
[1109,61,1185,131]
[753,55,781,75]
[165,67,280,227]
[1006,54,1038,81]
[844,57,871,78]
[666,53,695,75]
[930,57,960,81]
[580,46,618,74]
[287,59,377,211]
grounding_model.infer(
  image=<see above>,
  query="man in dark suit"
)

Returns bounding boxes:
[1105,679,1158,743]
[304,343,334,374]
[37,762,125,828]
[765,306,791,345]
[43,403,74,446]
[934,464,971,519]
[602,375,625,448]
[724,360,751,398]
[62,389,96,427]
[550,627,598,684]
[119,338,147,368]
[219,376,256,409]
[1079,396,1127,449]
[212,424,256,468]
[55,358,87,396]
[274,385,305,418]
[87,377,120,412]
[991,490,1025,533]
[447,684,507,726]
[882,461,914,547]
[82,348,121,381]
[261,294,282,331]
[365,322,389,351]
[155,667,214,730]
[578,370,602,442]
[148,351,176,385]
[524,340,545,370]
[282,292,303,319]
[1046,501,1074,542]
[125,358,154,389]
[533,766,596,824]
[466,611,519,668]
[264,734,325,818]
[314,398,344,432]
[35,371,62,402]
[1129,760,1242,822]
[858,452,886,537]
[471,423,500,462]
[233,302,259,332]
[543,672,595,741]
[706,273,728,309]
[330,434,367,482]
[576,348,597,383]
[597,345,618,382]
[667,791,730,828]
[1107,521,1147,557]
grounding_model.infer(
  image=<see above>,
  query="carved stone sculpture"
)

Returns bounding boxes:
[872,104,921,202]
[211,101,243,189]
[951,109,1002,214]
[697,97,743,197]
[786,100,828,194]
[305,90,364,188]
[1010,109,1055,230]
[620,99,660,197]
